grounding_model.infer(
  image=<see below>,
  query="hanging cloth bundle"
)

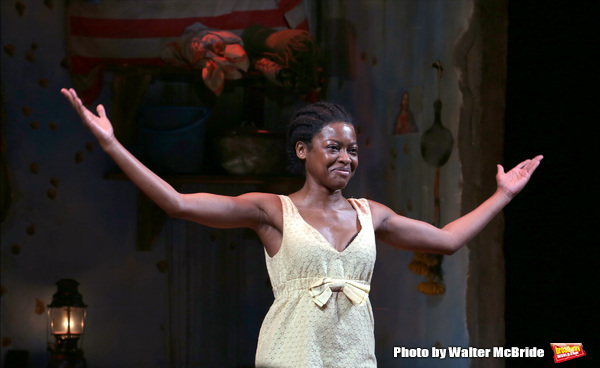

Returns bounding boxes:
[241,24,320,94]
[162,22,250,95]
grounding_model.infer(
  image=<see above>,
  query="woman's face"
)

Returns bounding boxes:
[298,122,358,190]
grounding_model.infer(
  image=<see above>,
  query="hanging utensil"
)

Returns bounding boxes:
[420,60,454,227]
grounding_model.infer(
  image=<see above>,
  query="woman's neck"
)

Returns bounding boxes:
[291,180,348,210]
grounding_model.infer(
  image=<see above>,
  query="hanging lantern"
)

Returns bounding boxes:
[47,279,87,368]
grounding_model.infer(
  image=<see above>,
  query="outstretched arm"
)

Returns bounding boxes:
[60,88,273,230]
[372,155,543,254]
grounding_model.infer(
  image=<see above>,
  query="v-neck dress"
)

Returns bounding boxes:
[255,195,377,367]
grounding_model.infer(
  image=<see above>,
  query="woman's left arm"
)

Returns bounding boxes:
[372,155,543,255]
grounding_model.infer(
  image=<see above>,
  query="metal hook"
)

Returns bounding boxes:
[432,60,443,79]
[432,60,443,99]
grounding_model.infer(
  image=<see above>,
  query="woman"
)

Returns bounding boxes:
[61,88,542,367]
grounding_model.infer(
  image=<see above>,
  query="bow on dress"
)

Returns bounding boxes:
[308,277,370,307]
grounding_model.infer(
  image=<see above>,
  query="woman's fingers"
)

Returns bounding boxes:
[61,88,80,111]
[516,159,531,169]
[96,104,106,118]
[61,88,96,128]
[513,155,543,172]
[524,155,543,173]
[62,88,83,109]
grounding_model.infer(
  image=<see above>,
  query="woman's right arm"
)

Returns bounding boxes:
[60,88,273,230]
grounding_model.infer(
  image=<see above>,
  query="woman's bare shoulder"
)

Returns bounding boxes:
[365,198,394,213]
[366,199,397,230]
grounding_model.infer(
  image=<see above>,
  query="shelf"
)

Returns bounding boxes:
[104,172,304,186]
[104,172,304,251]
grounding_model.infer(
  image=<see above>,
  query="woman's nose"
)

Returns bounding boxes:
[338,150,351,163]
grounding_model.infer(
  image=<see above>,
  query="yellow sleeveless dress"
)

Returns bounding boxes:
[255,195,377,367]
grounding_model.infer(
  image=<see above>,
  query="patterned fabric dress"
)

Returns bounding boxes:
[255,195,377,368]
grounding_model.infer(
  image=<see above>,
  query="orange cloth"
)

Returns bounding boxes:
[162,23,249,95]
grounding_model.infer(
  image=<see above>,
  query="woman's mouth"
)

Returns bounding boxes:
[332,167,351,176]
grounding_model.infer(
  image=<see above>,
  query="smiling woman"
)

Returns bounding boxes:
[285,102,357,175]
[300,122,358,186]
[60,88,542,368]
[289,103,359,195]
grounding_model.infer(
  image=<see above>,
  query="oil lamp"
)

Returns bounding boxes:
[47,279,87,368]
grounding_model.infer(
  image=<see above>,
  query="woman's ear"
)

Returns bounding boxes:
[295,141,307,160]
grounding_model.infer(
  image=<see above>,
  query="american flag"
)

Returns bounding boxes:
[66,0,308,104]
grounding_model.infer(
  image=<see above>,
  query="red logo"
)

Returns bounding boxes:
[550,343,586,363]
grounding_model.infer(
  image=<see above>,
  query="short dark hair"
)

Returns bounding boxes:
[286,101,356,174]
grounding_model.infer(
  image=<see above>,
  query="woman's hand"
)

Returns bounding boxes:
[61,88,115,148]
[496,155,544,199]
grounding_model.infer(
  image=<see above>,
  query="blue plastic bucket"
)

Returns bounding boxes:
[139,107,211,174]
